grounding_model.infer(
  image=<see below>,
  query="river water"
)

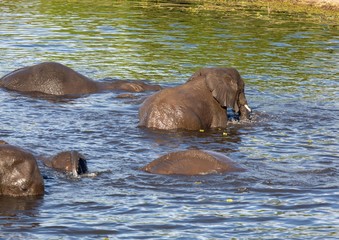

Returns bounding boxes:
[0,0,338,239]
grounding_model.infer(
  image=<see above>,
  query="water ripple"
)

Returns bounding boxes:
[1,0,338,239]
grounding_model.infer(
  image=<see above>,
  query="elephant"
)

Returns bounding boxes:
[0,62,161,96]
[0,143,44,197]
[138,67,251,130]
[41,151,88,177]
[141,150,244,175]
[0,140,89,196]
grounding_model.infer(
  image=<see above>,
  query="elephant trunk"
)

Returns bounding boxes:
[237,91,251,120]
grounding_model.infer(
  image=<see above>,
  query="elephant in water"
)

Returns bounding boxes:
[139,67,251,130]
[0,62,161,96]
[0,141,44,197]
[41,151,88,177]
[141,150,244,175]
[0,140,89,196]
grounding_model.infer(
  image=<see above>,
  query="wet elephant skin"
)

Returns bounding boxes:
[139,67,251,130]
[142,150,244,176]
[0,144,44,197]
[0,62,161,97]
[42,151,88,177]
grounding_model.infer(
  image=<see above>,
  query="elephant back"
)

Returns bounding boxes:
[0,145,44,196]
[0,62,99,96]
[142,150,244,175]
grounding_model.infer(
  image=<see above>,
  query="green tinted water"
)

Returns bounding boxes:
[0,1,338,239]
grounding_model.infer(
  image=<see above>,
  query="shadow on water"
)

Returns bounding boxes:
[0,196,43,237]
[138,124,244,153]
[0,196,43,215]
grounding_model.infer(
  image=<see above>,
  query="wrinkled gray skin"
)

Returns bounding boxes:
[0,142,44,197]
[42,151,88,177]
[142,149,244,175]
[139,67,251,130]
[0,62,161,96]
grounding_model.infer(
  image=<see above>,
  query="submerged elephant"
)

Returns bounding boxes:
[41,151,88,177]
[0,143,44,197]
[0,140,89,196]
[141,150,244,175]
[139,67,251,130]
[0,62,161,96]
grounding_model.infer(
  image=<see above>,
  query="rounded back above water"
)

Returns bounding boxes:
[0,145,44,197]
[142,150,244,175]
[0,62,99,96]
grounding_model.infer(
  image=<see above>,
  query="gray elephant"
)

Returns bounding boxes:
[142,150,244,175]
[0,142,44,197]
[139,67,251,130]
[0,62,161,96]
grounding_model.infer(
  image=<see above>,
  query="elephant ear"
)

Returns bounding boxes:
[205,68,239,111]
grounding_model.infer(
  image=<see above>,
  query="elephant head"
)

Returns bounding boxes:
[42,151,88,177]
[0,144,44,197]
[188,68,251,119]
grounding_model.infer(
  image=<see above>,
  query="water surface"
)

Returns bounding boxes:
[0,0,338,239]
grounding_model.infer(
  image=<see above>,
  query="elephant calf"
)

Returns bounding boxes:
[139,67,251,130]
[0,62,161,96]
[41,151,88,177]
[142,150,244,175]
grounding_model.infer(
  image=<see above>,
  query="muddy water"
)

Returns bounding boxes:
[0,0,338,239]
